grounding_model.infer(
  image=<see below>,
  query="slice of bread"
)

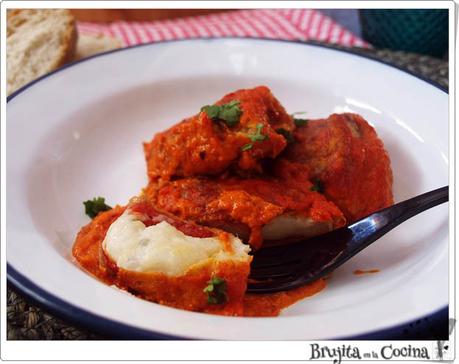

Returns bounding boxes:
[74,33,122,61]
[7,9,77,95]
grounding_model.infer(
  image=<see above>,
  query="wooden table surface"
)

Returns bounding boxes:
[70,9,229,22]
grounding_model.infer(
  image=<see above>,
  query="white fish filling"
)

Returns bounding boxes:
[262,214,332,241]
[103,210,250,276]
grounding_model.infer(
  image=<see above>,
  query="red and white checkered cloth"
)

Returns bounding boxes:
[77,9,368,48]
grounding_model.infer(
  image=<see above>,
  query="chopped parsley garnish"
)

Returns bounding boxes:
[310,179,324,193]
[248,123,268,142]
[291,111,309,127]
[240,123,268,151]
[201,100,242,127]
[83,197,112,219]
[241,143,253,151]
[276,128,294,143]
[201,104,220,119]
[203,276,228,304]
[294,118,309,127]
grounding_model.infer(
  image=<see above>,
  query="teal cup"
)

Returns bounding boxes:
[359,9,448,58]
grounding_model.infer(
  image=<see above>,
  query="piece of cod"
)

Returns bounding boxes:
[280,113,393,222]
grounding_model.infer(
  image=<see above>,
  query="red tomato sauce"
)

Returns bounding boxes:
[282,113,393,222]
[144,86,294,183]
[73,87,393,318]
[73,208,325,317]
[353,269,380,275]
[148,173,345,250]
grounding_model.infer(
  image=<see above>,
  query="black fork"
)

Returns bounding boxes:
[247,186,448,294]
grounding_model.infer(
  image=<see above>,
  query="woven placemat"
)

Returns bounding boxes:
[7,44,448,340]
[345,45,448,89]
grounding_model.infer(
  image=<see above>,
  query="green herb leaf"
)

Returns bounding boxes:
[294,118,309,127]
[83,197,112,219]
[276,128,294,143]
[203,276,228,304]
[291,111,308,116]
[201,100,242,127]
[241,124,268,151]
[310,179,324,193]
[201,104,220,119]
[247,123,268,142]
[241,143,253,151]
[218,100,242,126]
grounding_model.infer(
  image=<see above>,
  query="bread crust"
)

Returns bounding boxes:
[7,9,78,95]
[58,10,78,67]
[75,33,122,60]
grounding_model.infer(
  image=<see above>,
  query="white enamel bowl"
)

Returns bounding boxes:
[7,38,449,340]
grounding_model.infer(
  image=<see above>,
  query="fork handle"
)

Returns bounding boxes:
[389,186,448,221]
[348,186,449,255]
